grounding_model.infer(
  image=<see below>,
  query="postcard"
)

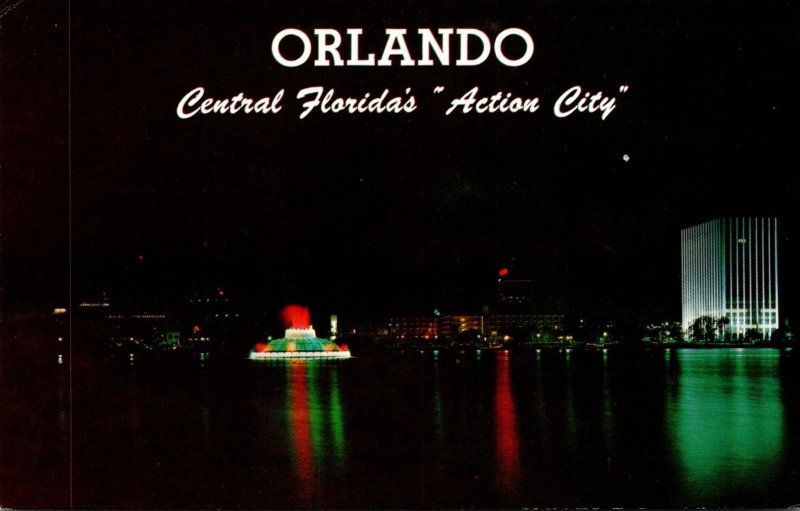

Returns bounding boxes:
[2,1,798,508]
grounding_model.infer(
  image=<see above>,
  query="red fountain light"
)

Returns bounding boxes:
[281,305,311,329]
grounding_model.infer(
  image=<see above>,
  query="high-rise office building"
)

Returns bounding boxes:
[681,217,779,339]
[496,263,534,313]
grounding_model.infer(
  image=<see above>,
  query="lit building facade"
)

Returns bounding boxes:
[388,317,439,340]
[386,313,564,342]
[681,217,779,339]
[440,315,485,339]
[487,314,564,336]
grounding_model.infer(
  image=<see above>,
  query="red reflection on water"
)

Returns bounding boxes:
[288,360,314,503]
[495,352,520,492]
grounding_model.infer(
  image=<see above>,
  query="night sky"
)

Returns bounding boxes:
[2,0,798,322]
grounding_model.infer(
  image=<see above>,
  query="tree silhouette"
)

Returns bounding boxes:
[691,316,717,343]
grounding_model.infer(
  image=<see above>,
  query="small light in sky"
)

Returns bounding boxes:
[622,154,630,162]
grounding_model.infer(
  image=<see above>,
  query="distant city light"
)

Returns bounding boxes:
[53,308,67,315]
[498,268,509,277]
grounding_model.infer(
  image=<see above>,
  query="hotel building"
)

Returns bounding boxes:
[681,217,779,339]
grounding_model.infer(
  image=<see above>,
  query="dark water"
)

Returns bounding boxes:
[3,347,800,508]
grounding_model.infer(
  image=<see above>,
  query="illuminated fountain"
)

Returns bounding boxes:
[250,305,350,360]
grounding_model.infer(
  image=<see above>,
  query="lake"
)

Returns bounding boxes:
[3,347,800,508]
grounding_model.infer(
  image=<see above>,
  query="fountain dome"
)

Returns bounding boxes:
[250,325,350,359]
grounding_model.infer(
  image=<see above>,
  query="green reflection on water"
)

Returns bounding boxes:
[329,366,345,464]
[602,350,614,452]
[433,360,444,444]
[306,363,325,467]
[284,360,348,480]
[668,349,784,503]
